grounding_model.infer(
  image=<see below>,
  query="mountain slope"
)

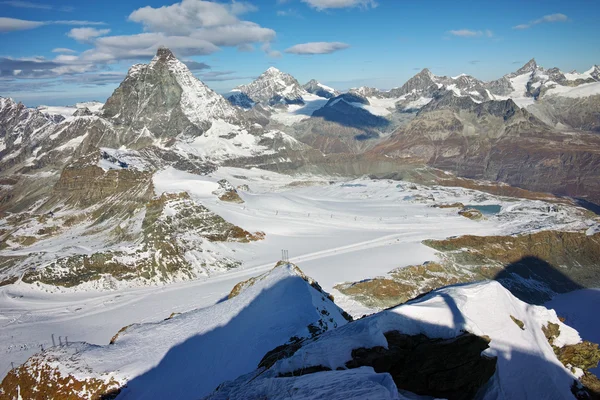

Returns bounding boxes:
[369,92,600,202]
[207,280,592,400]
[0,263,350,399]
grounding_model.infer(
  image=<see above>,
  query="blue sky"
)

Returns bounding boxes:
[0,0,598,106]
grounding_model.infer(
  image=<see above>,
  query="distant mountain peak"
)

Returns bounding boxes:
[265,66,281,74]
[303,79,338,99]
[516,58,538,75]
[418,68,434,77]
[235,67,306,106]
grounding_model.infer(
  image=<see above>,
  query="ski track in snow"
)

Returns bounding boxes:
[0,167,590,379]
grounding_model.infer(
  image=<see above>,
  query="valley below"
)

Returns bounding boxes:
[1,167,597,381]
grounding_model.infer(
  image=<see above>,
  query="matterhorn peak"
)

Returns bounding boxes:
[102,45,237,139]
[155,47,176,61]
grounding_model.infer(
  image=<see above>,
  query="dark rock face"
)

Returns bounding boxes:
[389,68,440,98]
[52,152,153,207]
[346,331,496,400]
[369,93,600,203]
[302,79,338,99]
[227,92,255,109]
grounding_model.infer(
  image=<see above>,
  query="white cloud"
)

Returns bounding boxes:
[448,29,493,38]
[45,1,275,65]
[190,22,275,46]
[513,13,569,30]
[0,17,106,32]
[301,0,377,10]
[129,0,261,35]
[79,33,220,63]
[52,20,106,26]
[0,56,96,79]
[0,1,73,11]
[0,17,44,32]
[3,0,277,92]
[285,41,350,55]
[52,48,77,53]
[67,27,111,43]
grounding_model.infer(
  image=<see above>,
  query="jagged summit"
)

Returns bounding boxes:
[417,67,433,77]
[390,67,440,97]
[234,66,307,106]
[154,46,176,62]
[515,58,539,75]
[265,66,281,74]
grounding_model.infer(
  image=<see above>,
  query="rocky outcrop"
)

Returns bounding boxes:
[337,230,600,309]
[21,192,264,288]
[0,347,122,400]
[346,331,496,400]
[212,179,244,203]
[52,152,154,207]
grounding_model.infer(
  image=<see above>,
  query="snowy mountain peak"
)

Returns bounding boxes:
[588,65,600,80]
[265,66,281,74]
[234,67,307,106]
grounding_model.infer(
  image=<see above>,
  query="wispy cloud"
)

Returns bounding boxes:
[285,41,349,55]
[469,60,480,65]
[182,60,211,71]
[0,1,73,12]
[198,70,255,81]
[52,48,77,54]
[277,9,302,18]
[0,17,105,32]
[67,27,111,43]
[513,13,568,30]
[448,29,493,38]
[301,0,377,11]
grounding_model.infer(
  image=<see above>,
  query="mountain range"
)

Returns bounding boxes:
[1,47,600,399]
